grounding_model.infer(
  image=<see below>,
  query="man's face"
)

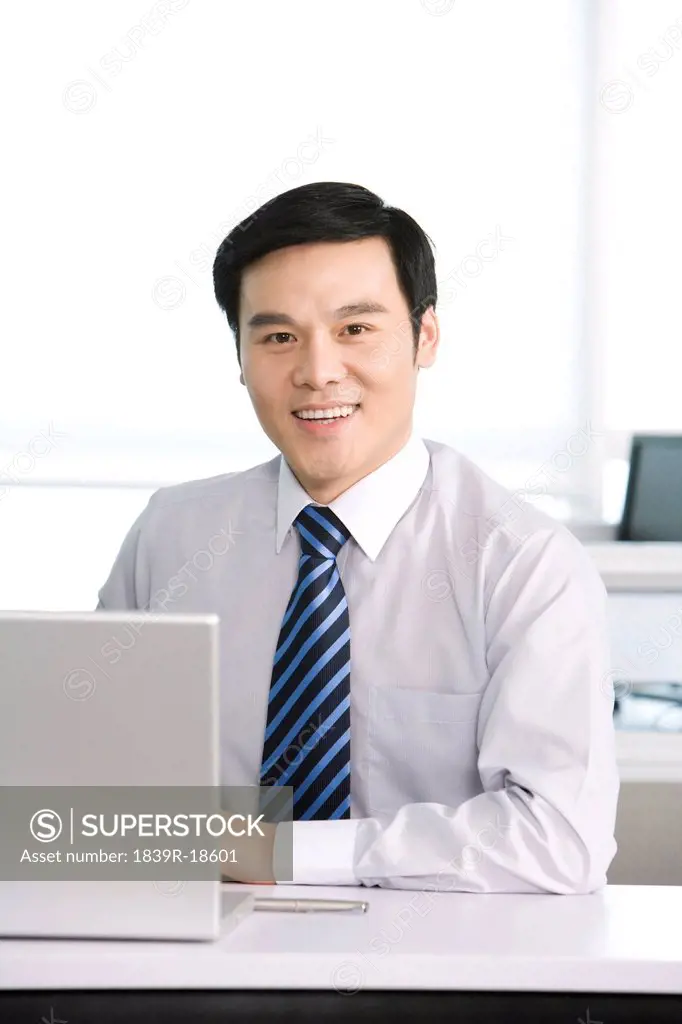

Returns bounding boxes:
[238,236,439,503]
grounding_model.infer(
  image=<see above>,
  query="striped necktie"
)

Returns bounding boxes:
[259,504,352,820]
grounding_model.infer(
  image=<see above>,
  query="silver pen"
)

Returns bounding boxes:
[253,897,368,913]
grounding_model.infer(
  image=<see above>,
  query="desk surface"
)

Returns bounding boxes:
[2,884,682,994]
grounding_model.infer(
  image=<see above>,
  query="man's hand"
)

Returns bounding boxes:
[220,818,278,884]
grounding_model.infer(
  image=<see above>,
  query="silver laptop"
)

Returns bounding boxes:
[0,610,254,941]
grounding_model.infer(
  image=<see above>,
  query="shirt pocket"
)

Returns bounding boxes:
[366,686,483,815]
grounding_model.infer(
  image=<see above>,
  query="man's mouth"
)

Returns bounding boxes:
[291,404,360,432]
[292,404,359,421]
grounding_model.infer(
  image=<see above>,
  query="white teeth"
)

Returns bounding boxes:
[294,405,357,420]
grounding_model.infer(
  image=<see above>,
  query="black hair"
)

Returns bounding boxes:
[212,181,437,365]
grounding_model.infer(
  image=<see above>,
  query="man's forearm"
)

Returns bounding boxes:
[287,784,617,894]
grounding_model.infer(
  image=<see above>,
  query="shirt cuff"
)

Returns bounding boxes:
[274,820,361,885]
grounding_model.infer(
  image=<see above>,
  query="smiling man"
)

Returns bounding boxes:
[238,235,436,505]
[97,181,620,893]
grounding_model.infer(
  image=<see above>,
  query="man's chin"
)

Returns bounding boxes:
[284,445,365,489]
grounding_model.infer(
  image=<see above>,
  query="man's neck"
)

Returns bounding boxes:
[295,431,413,505]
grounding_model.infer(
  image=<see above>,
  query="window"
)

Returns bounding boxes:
[3,0,654,608]
[593,0,682,517]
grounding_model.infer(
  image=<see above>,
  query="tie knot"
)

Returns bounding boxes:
[294,504,351,560]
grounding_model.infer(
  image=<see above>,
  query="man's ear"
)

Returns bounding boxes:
[416,306,439,369]
[239,371,245,385]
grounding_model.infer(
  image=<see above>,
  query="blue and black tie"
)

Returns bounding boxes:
[259,504,351,820]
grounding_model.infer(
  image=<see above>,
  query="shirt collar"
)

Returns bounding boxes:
[276,431,430,562]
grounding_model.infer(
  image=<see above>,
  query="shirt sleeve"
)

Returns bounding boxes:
[95,501,154,610]
[277,526,620,894]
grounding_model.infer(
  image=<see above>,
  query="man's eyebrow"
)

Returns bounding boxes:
[333,301,390,318]
[245,301,390,330]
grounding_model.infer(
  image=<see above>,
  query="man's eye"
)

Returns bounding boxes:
[265,333,294,344]
[264,325,368,343]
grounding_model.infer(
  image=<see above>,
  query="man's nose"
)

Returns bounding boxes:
[292,336,347,390]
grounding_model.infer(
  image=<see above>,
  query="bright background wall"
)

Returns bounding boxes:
[1,0,681,610]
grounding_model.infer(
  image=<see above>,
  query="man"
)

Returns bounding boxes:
[97,181,620,893]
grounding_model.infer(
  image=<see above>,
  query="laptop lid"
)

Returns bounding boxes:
[0,611,224,941]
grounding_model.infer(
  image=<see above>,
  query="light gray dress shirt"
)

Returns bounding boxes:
[97,432,620,893]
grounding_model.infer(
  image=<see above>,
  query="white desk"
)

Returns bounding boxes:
[2,884,682,1005]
